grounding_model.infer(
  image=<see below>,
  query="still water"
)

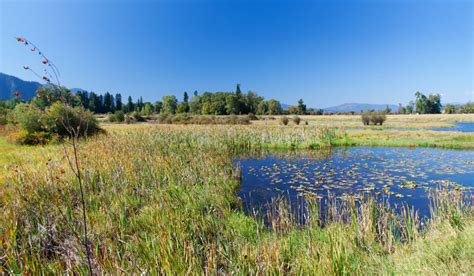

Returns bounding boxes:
[237,147,474,218]
[432,122,474,132]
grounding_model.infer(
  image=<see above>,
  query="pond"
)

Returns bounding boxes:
[432,122,474,132]
[237,147,474,219]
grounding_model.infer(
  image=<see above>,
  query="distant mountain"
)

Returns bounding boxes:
[0,73,87,100]
[0,72,42,100]
[322,103,398,113]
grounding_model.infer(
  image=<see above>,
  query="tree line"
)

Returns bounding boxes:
[74,84,288,116]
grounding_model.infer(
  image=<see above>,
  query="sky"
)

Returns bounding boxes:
[1,0,472,107]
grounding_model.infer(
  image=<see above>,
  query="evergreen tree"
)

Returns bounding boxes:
[235,84,242,97]
[115,93,123,111]
[126,96,134,113]
[104,92,113,113]
[297,99,306,115]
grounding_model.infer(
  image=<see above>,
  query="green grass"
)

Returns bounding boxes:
[0,124,473,274]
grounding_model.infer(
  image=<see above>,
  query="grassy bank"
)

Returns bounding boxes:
[253,113,474,129]
[0,124,473,273]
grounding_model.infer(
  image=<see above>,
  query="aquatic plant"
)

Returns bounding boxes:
[0,124,473,274]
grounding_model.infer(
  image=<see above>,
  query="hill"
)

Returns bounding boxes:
[0,72,42,100]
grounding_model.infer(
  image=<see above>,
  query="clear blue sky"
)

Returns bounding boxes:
[1,0,472,107]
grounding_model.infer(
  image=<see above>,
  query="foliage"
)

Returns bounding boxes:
[162,95,178,114]
[155,114,251,125]
[459,102,474,114]
[292,115,301,125]
[361,111,386,125]
[1,125,472,273]
[7,102,101,144]
[370,112,386,125]
[45,102,102,137]
[32,86,80,110]
[415,92,442,114]
[361,112,371,125]
[444,104,457,114]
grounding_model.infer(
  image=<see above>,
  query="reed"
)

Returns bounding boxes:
[0,124,472,274]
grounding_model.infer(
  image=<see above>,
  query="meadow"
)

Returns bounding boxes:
[0,114,473,274]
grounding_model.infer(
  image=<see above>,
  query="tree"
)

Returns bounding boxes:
[189,96,202,114]
[180,92,189,113]
[297,99,306,115]
[153,101,163,114]
[459,102,474,113]
[383,105,392,114]
[115,93,123,111]
[126,96,134,113]
[256,101,267,115]
[235,84,242,97]
[444,104,456,114]
[225,94,240,114]
[142,102,153,115]
[76,90,89,109]
[177,102,189,113]
[406,101,415,114]
[415,92,441,114]
[267,99,282,115]
[32,87,79,110]
[245,91,263,114]
[88,92,101,113]
[398,103,406,114]
[103,92,113,113]
[427,94,441,114]
[162,95,177,114]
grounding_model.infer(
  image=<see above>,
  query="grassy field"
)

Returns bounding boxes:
[0,116,473,273]
[253,113,474,129]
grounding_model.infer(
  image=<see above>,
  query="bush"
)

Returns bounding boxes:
[125,115,132,124]
[131,111,145,122]
[248,113,258,120]
[157,113,172,124]
[114,111,125,122]
[0,107,9,125]
[46,102,102,137]
[292,116,301,125]
[361,112,371,125]
[370,112,386,125]
[280,116,289,125]
[7,102,101,144]
[108,113,117,123]
[10,103,48,133]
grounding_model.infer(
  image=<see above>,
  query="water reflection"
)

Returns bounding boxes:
[237,147,474,219]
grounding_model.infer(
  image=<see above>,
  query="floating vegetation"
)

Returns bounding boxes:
[238,147,474,217]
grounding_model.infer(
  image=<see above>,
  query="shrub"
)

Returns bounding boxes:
[171,113,190,124]
[125,115,132,124]
[131,111,145,122]
[370,112,386,125]
[157,113,172,124]
[292,116,301,125]
[361,112,371,125]
[0,107,9,125]
[108,113,117,123]
[45,102,102,137]
[280,116,289,125]
[248,113,258,120]
[114,111,125,122]
[10,103,48,133]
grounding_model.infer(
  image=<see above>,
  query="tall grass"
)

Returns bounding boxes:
[0,124,472,274]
